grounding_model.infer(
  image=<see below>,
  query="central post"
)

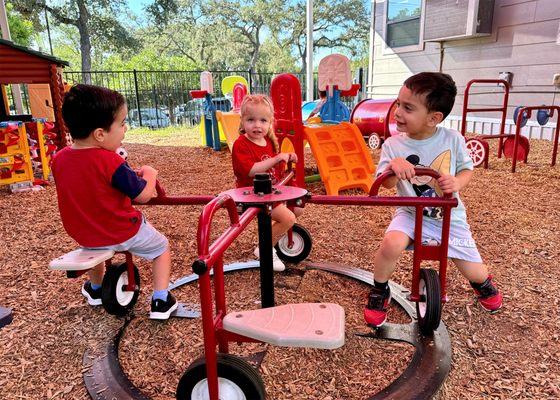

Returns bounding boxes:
[254,173,275,308]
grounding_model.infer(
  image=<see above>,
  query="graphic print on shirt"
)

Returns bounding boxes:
[405,150,451,220]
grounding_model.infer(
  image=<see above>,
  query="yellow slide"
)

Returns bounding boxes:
[215,111,241,152]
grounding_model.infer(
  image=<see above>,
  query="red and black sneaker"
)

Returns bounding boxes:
[363,286,391,328]
[472,276,502,313]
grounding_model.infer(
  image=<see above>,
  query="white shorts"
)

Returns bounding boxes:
[85,218,169,261]
[387,211,482,263]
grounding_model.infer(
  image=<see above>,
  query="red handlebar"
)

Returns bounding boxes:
[369,167,452,198]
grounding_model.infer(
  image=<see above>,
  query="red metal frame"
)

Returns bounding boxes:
[192,167,457,400]
[308,168,456,302]
[461,79,510,163]
[511,106,560,172]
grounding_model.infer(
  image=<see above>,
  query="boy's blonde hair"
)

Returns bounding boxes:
[239,94,279,153]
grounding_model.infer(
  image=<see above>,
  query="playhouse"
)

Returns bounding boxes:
[0,38,69,147]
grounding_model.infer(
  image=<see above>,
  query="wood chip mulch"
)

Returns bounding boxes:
[0,137,559,399]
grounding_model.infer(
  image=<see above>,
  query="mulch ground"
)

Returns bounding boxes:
[0,136,559,399]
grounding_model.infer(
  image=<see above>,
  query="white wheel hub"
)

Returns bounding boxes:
[116,272,134,305]
[277,233,304,257]
[466,140,486,166]
[368,133,381,149]
[191,378,246,400]
[418,278,427,318]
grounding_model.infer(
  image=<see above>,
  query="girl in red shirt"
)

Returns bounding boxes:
[231,94,301,271]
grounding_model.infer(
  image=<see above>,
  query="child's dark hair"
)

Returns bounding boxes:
[62,84,126,139]
[319,90,327,98]
[404,72,457,118]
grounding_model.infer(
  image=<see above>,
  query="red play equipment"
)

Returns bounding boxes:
[351,98,398,149]
[509,105,560,172]
[461,79,559,171]
[49,182,215,316]
[177,167,458,399]
[461,79,513,168]
[0,39,70,148]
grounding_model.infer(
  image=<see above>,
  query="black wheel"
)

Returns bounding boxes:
[416,268,441,335]
[176,354,265,400]
[275,223,312,264]
[101,262,140,316]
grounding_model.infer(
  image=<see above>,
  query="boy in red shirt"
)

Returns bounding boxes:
[51,84,177,320]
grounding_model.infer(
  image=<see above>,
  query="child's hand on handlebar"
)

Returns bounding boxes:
[437,174,459,194]
[137,165,158,178]
[389,158,416,180]
[276,153,298,164]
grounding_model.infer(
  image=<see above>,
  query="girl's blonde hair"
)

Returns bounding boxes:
[239,94,279,153]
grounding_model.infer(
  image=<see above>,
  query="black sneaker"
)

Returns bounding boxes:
[150,292,178,320]
[81,281,102,306]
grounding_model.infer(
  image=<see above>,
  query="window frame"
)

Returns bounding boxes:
[382,0,426,54]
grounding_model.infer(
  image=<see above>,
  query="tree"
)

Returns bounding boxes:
[145,0,292,72]
[280,0,370,73]
[13,0,140,78]
[5,2,34,47]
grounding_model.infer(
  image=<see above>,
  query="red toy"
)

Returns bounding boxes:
[177,167,458,400]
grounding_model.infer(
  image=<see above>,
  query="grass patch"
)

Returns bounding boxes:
[125,125,201,147]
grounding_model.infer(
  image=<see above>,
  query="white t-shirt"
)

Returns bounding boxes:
[376,126,474,226]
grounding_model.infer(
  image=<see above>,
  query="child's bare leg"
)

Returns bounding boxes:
[373,231,412,282]
[87,262,105,285]
[271,204,296,245]
[151,247,171,291]
[452,258,502,311]
[451,259,489,283]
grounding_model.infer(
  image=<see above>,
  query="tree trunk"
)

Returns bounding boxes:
[76,0,92,84]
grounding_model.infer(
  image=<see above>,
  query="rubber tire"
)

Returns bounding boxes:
[176,354,266,400]
[101,262,140,316]
[416,268,441,336]
[367,133,382,150]
[275,224,312,264]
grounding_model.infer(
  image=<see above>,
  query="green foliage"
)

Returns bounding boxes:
[10,0,369,74]
[5,2,34,47]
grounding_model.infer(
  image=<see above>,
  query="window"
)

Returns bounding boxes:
[387,0,422,48]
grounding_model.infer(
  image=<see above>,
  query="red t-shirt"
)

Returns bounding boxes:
[231,134,282,187]
[51,147,145,247]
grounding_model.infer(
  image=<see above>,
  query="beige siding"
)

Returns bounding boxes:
[368,0,560,128]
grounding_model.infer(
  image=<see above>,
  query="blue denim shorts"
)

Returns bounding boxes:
[85,218,169,261]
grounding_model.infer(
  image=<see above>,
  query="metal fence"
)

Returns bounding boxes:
[62,69,364,129]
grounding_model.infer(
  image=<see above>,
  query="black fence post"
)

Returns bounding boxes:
[133,69,142,127]
[248,68,253,93]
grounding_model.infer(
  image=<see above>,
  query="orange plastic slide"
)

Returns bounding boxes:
[304,122,375,195]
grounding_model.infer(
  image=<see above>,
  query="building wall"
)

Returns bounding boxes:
[367,0,560,137]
